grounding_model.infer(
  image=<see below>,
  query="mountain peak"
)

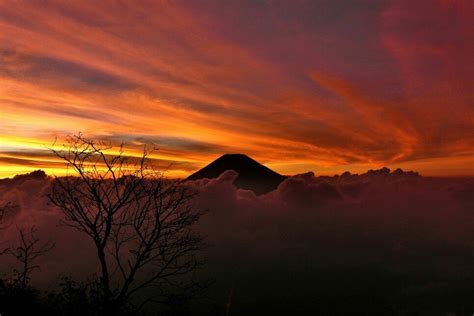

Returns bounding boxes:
[186,154,286,194]
[217,153,252,160]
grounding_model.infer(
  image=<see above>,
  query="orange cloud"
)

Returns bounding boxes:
[0,0,472,178]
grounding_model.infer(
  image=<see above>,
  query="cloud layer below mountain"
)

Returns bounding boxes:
[1,170,473,312]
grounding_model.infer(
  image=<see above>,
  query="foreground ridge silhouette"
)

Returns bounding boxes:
[186,154,287,195]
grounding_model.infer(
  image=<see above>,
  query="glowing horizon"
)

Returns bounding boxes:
[1,0,473,178]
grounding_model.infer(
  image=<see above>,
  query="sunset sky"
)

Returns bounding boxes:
[0,0,473,178]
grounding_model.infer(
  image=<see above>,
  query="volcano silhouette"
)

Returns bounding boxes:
[186,154,287,194]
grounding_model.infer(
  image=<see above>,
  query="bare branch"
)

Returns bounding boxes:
[48,134,208,313]
[8,226,55,289]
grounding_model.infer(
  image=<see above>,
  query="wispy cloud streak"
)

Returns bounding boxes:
[0,0,472,177]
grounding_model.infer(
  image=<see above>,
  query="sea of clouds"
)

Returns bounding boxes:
[1,169,473,313]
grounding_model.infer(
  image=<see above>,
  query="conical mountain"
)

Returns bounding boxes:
[186,154,286,194]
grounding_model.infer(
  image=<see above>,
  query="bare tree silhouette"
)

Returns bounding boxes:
[8,226,55,289]
[0,222,54,316]
[48,134,207,315]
